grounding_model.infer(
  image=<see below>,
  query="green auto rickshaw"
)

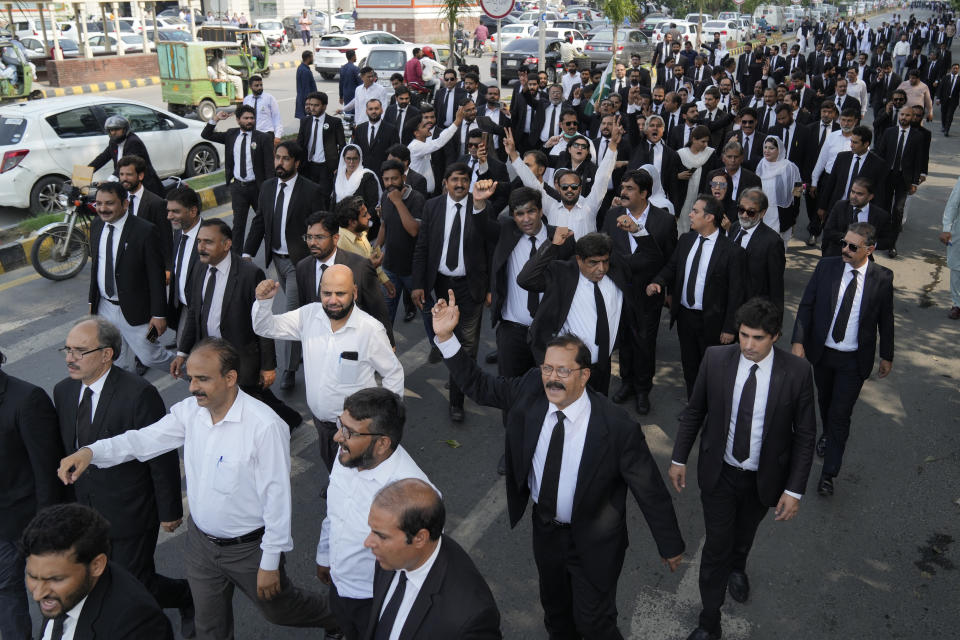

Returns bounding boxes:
[197,25,270,76]
[0,37,42,102]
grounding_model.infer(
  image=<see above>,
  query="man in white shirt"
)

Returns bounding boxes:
[243,75,283,139]
[315,388,434,639]
[407,106,464,194]
[57,339,340,638]
[811,108,857,185]
[165,186,203,335]
[560,60,580,99]
[339,66,390,127]
[252,265,403,471]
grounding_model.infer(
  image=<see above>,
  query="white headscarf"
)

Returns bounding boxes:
[333,143,381,204]
[677,142,715,220]
[640,163,675,216]
[755,135,801,209]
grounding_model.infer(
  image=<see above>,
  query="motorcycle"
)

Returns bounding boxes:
[31,183,97,281]
[455,37,468,59]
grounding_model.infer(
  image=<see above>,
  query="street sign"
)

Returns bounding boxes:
[733,0,745,5]
[479,0,515,20]
[791,0,801,4]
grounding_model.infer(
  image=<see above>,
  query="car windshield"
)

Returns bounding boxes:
[368,49,405,70]
[705,21,727,28]
[259,21,282,30]
[319,35,350,47]
[590,29,614,40]
[0,117,27,146]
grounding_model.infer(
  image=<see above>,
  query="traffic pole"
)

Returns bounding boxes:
[496,17,502,89]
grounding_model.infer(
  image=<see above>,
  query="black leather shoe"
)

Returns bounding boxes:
[449,406,464,423]
[134,357,147,377]
[805,234,818,247]
[817,475,834,496]
[497,454,507,476]
[279,370,296,390]
[686,628,721,640]
[888,247,898,258]
[428,346,443,364]
[611,383,634,404]
[404,309,416,322]
[728,570,750,603]
[325,632,345,640]
[635,391,651,415]
[816,435,827,458]
[180,603,196,638]
[485,350,499,364]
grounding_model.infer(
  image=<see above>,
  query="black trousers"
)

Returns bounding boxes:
[697,464,769,635]
[496,321,536,377]
[329,582,372,640]
[805,191,824,237]
[229,181,260,255]
[240,384,302,431]
[619,296,663,394]
[813,348,865,478]
[434,275,484,409]
[943,99,958,133]
[111,528,192,612]
[885,170,912,246]
[314,419,338,472]
[677,308,719,398]
[303,161,334,205]
[588,361,611,396]
[530,508,623,640]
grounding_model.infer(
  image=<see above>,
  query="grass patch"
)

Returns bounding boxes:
[184,170,226,191]
[18,212,65,234]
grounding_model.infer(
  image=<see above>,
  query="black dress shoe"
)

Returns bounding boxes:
[816,435,827,458]
[449,406,464,422]
[404,309,416,322]
[817,475,834,496]
[428,346,443,364]
[611,383,634,404]
[180,603,196,638]
[485,350,499,364]
[279,370,296,390]
[134,357,147,377]
[497,454,507,476]
[635,391,651,415]
[888,247,898,258]
[728,570,750,603]
[686,628,721,640]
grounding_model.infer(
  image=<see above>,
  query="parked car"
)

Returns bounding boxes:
[490,37,571,82]
[583,27,653,67]
[147,28,193,43]
[717,11,740,21]
[143,16,189,31]
[158,8,205,25]
[516,11,561,23]
[117,18,146,34]
[684,13,712,24]
[546,20,593,33]
[489,23,537,47]
[700,20,746,43]
[86,34,152,54]
[651,21,701,44]
[12,18,64,40]
[19,37,80,61]
[639,17,671,37]
[314,10,355,33]
[255,19,286,44]
[315,31,409,79]
[0,96,222,212]
[737,17,755,39]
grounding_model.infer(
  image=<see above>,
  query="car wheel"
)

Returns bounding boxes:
[30,176,69,214]
[320,72,336,80]
[197,99,217,122]
[185,143,219,177]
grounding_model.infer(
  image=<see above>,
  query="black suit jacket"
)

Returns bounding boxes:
[0,372,64,541]
[791,256,895,379]
[698,167,762,204]
[602,205,678,290]
[729,130,765,170]
[938,72,960,104]
[178,258,276,387]
[53,367,182,539]
[363,535,501,640]
[626,139,683,212]
[821,200,894,255]
[733,222,785,310]
[673,344,817,506]
[201,124,274,187]
[244,175,321,266]
[88,214,167,326]
[296,114,346,172]
[870,72,902,110]
[133,188,172,267]
[384,103,421,144]
[831,95,862,116]
[166,226,203,329]
[819,150,890,211]
[405,168,429,197]
[89,132,164,195]
[653,231,746,339]
[433,86,468,125]
[353,120,399,174]
[442,346,685,590]
[875,125,925,186]
[768,122,816,180]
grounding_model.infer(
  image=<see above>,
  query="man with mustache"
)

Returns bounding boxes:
[252,265,403,474]
[57,338,341,639]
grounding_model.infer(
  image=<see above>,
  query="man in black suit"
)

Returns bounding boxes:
[792,222,894,496]
[171,219,301,431]
[804,102,840,243]
[626,115,683,212]
[668,102,703,150]
[647,195,746,396]
[87,182,172,374]
[0,354,64,640]
[831,77,862,118]
[603,169,678,414]
[383,85,421,144]
[698,88,733,149]
[432,298,685,639]
[510,75,546,153]
[870,62,902,118]
[731,188,786,311]
[298,91,345,205]
[874,108,924,257]
[433,69,467,129]
[89,115,164,195]
[353,98,399,175]
[728,108,764,171]
[202,105,274,254]
[477,85,512,162]
[810,64,837,112]
[243,141,321,389]
[165,186,204,334]
[698,140,763,205]
[817,126,890,215]
[411,163,494,422]
[735,43,755,91]
[54,317,193,634]
[822,178,894,256]
[22,504,174,640]
[458,129,510,209]
[117,154,172,267]
[937,62,960,135]
[362,479,501,639]
[670,298,817,640]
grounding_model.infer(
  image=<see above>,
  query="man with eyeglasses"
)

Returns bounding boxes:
[430,289,684,639]
[253,264,403,473]
[53,317,193,636]
[433,69,466,129]
[821,177,893,257]
[729,188,786,311]
[552,133,597,198]
[729,107,764,171]
[315,388,435,640]
[545,110,595,159]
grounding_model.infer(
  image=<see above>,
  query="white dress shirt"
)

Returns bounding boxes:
[40,596,87,640]
[305,114,327,164]
[561,273,622,364]
[437,195,471,277]
[528,390,591,523]
[626,204,651,252]
[681,229,720,310]
[174,220,201,305]
[561,72,579,99]
[728,168,741,199]
[97,213,127,302]
[825,261,867,351]
[343,83,390,126]
[243,91,283,136]
[316,446,434,599]
[274,174,298,255]
[227,126,256,183]
[252,300,403,421]
[734,223,759,248]
[201,251,231,338]
[378,538,443,640]
[854,202,871,223]
[541,103,563,142]
[502,225,548,326]
[407,123,459,193]
[127,184,145,218]
[812,130,852,184]
[87,390,292,570]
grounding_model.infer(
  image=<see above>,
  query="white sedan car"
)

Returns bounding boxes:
[0,97,223,212]
[652,20,702,44]
[314,31,409,79]
[86,34,154,54]
[699,20,746,43]
[490,23,537,47]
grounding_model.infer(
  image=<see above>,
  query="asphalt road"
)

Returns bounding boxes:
[2,8,958,639]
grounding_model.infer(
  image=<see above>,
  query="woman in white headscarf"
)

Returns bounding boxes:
[755,135,802,249]
[675,124,717,234]
[639,163,675,217]
[332,143,381,212]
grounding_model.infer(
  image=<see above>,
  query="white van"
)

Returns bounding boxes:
[753,5,786,31]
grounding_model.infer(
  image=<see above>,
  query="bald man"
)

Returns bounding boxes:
[252,264,404,474]
[363,479,501,639]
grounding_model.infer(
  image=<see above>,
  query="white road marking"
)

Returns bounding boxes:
[451,477,508,552]
[2,319,79,364]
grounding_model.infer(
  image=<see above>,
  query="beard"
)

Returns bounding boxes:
[340,438,377,469]
[323,298,355,320]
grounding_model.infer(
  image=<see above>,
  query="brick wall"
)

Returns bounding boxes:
[356,16,479,44]
[46,54,159,87]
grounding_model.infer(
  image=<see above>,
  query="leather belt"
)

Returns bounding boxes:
[103,298,120,305]
[199,526,265,546]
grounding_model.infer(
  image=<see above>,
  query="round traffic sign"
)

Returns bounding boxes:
[480,0,516,20]
[733,0,745,5]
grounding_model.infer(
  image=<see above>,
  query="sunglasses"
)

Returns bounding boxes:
[569,143,588,149]
[559,183,581,190]
[737,206,761,216]
[709,181,728,188]
[839,240,866,251]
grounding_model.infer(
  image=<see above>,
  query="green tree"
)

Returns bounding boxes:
[439,0,473,67]
[600,0,634,53]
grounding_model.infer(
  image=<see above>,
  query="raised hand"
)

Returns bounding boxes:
[431,289,460,342]
[255,279,280,300]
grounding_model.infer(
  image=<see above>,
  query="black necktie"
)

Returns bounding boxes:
[707,110,714,123]
[832,269,859,343]
[310,118,320,159]
[548,106,556,138]
[104,223,116,299]
[200,266,217,338]
[526,236,539,317]
[374,572,407,640]
[784,128,791,160]
[733,363,758,463]
[852,206,862,222]
[538,410,566,523]
[48,613,68,640]
[685,236,707,307]
[239,132,248,180]
[316,261,328,297]
[849,154,861,190]
[892,129,906,170]
[594,281,609,364]
[174,232,188,295]
[445,203,462,271]
[734,228,746,247]
[819,124,828,150]
[128,194,136,216]
[75,386,93,450]
[743,135,750,160]
[369,124,376,146]
[272,183,286,250]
